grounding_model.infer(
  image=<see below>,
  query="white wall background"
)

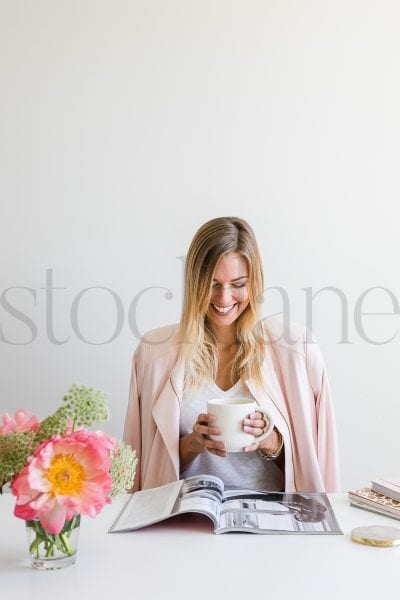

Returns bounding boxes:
[1,0,399,491]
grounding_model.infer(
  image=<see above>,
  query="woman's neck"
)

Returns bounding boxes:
[210,324,238,348]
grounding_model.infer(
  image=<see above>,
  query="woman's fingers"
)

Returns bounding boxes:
[243,442,259,453]
[192,430,225,449]
[196,413,216,425]
[194,413,221,435]
[192,413,226,453]
[243,411,269,435]
[194,422,222,436]
[207,447,227,457]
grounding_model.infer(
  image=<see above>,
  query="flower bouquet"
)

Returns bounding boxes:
[0,384,137,570]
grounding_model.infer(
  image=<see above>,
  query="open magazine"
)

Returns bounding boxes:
[109,475,342,535]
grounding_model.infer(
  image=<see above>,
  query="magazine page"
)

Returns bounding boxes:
[177,475,225,528]
[216,490,342,535]
[109,480,184,532]
[109,475,225,533]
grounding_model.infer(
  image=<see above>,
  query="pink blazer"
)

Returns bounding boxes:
[123,318,340,493]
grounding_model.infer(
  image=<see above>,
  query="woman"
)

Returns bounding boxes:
[124,216,340,492]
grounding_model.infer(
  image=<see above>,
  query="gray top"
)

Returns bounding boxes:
[179,378,284,491]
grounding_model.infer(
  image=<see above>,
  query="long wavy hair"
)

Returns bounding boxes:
[179,216,265,389]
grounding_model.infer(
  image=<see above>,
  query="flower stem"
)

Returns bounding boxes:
[27,517,79,561]
[59,533,74,555]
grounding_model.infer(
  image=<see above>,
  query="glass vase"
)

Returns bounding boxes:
[25,515,80,570]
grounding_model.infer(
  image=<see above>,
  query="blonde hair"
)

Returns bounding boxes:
[179,216,265,388]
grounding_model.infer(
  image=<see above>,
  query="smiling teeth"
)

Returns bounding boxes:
[213,304,235,313]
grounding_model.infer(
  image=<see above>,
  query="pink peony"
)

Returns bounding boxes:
[11,429,116,534]
[0,409,40,435]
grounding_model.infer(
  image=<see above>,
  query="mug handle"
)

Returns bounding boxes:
[252,406,274,445]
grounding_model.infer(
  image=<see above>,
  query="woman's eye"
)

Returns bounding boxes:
[212,283,246,290]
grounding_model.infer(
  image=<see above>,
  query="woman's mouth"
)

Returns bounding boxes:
[210,303,237,316]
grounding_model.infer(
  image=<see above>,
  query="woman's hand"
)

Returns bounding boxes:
[243,411,278,453]
[191,413,227,456]
[179,414,227,471]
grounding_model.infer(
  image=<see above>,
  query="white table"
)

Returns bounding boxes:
[1,493,399,600]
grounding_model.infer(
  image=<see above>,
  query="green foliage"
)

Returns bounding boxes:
[35,384,109,445]
[109,440,137,497]
[0,430,36,486]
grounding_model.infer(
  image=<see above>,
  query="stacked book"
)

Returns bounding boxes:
[348,478,400,521]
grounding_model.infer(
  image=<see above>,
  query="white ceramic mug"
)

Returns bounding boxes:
[207,397,274,452]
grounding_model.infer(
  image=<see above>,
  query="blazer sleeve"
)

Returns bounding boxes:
[123,344,144,492]
[305,333,341,492]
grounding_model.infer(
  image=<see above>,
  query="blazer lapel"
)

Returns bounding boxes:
[151,352,185,476]
[169,352,185,401]
[246,343,290,425]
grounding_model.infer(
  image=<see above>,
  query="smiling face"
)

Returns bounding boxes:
[207,252,250,335]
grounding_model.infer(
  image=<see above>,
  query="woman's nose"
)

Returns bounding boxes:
[212,285,235,303]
